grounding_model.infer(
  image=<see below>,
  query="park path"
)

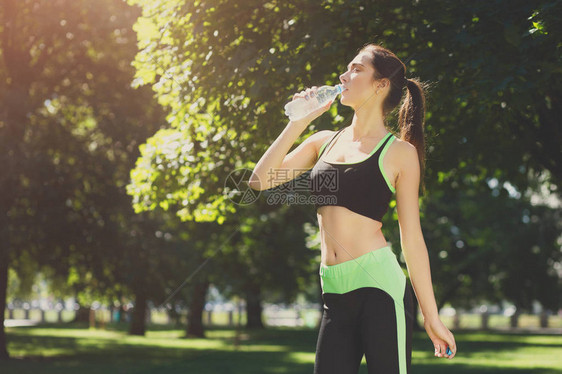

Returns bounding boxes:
[4,319,40,327]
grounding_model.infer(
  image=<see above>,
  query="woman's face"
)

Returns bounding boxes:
[339,51,383,109]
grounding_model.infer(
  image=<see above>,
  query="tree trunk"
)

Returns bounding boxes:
[1,2,44,359]
[185,280,209,338]
[245,282,264,329]
[73,305,91,323]
[129,290,147,336]
[0,253,10,360]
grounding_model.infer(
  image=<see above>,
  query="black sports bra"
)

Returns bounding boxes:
[309,127,397,223]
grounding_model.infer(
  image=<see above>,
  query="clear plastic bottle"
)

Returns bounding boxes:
[284,84,344,122]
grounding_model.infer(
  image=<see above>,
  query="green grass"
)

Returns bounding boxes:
[2,322,561,373]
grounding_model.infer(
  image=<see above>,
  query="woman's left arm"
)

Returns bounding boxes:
[394,141,457,359]
[394,142,438,321]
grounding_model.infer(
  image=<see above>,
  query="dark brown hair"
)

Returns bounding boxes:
[359,43,429,195]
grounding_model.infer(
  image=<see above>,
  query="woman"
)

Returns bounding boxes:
[248,42,456,373]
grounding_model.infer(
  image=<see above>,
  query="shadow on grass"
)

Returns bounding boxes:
[5,323,317,374]
[4,336,314,374]
[3,324,561,374]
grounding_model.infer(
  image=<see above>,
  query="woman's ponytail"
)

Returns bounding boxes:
[398,77,428,195]
[360,43,430,195]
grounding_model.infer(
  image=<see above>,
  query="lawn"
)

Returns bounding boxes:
[2,322,561,373]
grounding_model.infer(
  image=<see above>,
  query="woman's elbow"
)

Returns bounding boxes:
[248,171,274,191]
[246,173,263,191]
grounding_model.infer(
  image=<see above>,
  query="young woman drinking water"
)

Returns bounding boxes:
[249,42,457,374]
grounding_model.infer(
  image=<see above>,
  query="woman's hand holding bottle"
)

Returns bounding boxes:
[286,85,338,126]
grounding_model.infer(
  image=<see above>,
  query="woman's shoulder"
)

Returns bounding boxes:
[388,136,419,166]
[311,129,338,148]
[315,129,337,142]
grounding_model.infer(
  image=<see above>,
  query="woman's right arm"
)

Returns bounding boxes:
[247,86,335,191]
[247,120,332,191]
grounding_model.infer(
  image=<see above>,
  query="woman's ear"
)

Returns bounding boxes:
[381,78,390,90]
[372,80,384,92]
[374,78,390,91]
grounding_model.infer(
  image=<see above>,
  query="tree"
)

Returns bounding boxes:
[0,0,167,357]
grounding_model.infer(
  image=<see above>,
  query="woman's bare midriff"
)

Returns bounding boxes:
[317,205,389,266]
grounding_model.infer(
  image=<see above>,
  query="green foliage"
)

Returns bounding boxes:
[124,0,562,313]
[127,117,238,224]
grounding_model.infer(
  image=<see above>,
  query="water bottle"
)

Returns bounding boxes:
[284,84,344,122]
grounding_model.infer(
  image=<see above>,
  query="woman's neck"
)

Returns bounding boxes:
[349,109,387,140]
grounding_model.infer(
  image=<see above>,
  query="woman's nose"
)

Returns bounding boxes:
[339,73,347,84]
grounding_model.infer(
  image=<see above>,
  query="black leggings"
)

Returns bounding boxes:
[313,246,414,374]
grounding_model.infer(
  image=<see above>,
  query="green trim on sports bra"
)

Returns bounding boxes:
[379,135,397,193]
[317,139,330,160]
[317,127,345,161]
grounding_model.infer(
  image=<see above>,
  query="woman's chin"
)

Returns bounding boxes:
[339,96,352,107]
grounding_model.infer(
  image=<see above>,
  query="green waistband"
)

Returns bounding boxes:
[319,246,406,301]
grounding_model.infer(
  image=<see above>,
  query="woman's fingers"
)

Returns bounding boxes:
[434,340,457,359]
[293,90,306,100]
[446,337,457,359]
[434,341,446,357]
[434,343,443,357]
[308,86,318,99]
[442,330,456,359]
[293,86,319,101]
